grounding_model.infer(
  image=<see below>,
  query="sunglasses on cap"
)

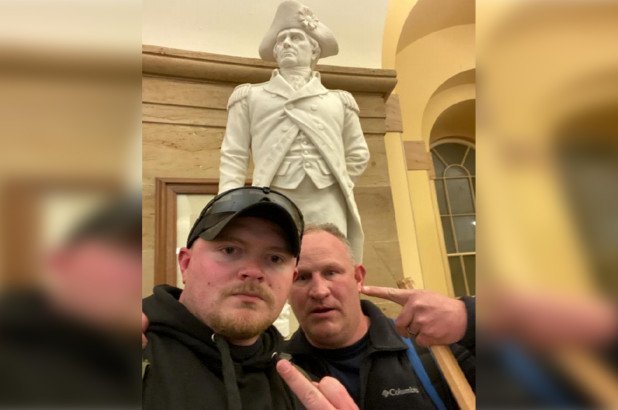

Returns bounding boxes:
[186,186,304,255]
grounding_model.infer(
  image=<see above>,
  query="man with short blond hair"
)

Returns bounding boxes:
[287,223,475,409]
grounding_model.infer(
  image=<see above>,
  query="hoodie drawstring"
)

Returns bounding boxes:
[212,334,242,410]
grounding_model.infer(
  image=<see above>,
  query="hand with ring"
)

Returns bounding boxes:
[361,286,467,347]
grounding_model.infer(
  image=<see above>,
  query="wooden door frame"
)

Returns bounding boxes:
[154,177,219,285]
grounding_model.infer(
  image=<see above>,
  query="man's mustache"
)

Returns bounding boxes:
[223,283,274,306]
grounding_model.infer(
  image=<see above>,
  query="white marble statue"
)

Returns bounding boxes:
[218,0,369,262]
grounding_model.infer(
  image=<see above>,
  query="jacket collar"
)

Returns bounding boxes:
[362,300,408,352]
[285,300,407,355]
[264,69,328,101]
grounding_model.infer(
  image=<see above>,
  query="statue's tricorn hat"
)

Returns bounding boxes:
[259,0,339,62]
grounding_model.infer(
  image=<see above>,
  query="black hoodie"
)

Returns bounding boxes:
[142,285,299,410]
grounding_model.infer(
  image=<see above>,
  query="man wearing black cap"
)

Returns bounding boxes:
[142,187,357,410]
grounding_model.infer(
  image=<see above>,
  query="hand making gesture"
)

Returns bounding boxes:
[361,286,468,347]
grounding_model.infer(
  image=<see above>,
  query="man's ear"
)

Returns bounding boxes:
[178,247,191,284]
[311,49,320,65]
[310,41,321,64]
[354,264,367,291]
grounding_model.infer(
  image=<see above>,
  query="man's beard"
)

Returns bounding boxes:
[207,283,278,341]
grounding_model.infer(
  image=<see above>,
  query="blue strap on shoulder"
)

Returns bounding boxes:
[497,341,571,406]
[402,336,447,410]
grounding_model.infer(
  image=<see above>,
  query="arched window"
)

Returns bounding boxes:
[431,140,475,296]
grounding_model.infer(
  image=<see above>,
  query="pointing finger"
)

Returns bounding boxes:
[361,285,412,306]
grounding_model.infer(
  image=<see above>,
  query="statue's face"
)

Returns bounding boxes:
[273,28,316,69]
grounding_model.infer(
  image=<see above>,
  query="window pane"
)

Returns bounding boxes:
[435,143,467,166]
[453,216,476,252]
[448,256,467,297]
[463,148,476,176]
[463,255,476,295]
[441,216,456,253]
[434,179,448,215]
[445,178,475,214]
[445,165,468,178]
[432,152,446,177]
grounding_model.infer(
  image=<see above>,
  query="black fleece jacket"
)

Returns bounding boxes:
[142,285,298,410]
[285,300,475,410]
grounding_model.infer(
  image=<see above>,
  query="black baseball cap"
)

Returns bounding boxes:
[186,187,304,257]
